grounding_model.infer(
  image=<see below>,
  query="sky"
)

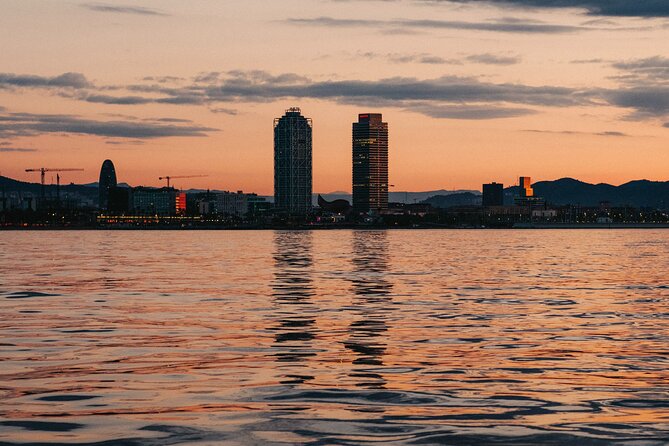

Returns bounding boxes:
[0,0,668,193]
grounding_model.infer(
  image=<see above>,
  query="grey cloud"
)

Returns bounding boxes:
[81,3,168,16]
[142,76,184,83]
[524,129,631,136]
[612,56,669,85]
[106,71,591,120]
[199,73,584,107]
[600,57,669,119]
[605,86,669,118]
[286,16,585,34]
[0,72,91,89]
[571,58,607,64]
[358,51,462,64]
[210,107,238,115]
[84,94,154,105]
[0,147,38,152]
[0,112,217,139]
[105,140,145,145]
[410,104,536,119]
[151,118,193,123]
[466,53,521,65]
[443,1,669,18]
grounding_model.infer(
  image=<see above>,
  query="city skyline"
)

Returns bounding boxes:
[1,1,668,193]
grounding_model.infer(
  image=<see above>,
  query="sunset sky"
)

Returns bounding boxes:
[1,0,668,194]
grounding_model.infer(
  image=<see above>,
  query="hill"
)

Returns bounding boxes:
[530,178,669,208]
[421,192,482,208]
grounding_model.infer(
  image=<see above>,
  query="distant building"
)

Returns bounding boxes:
[519,176,533,197]
[247,194,271,217]
[532,209,557,219]
[482,182,504,206]
[514,176,545,208]
[98,159,117,210]
[274,107,312,215]
[131,187,178,215]
[176,192,187,215]
[318,194,352,214]
[108,186,130,214]
[353,113,388,214]
[197,191,268,217]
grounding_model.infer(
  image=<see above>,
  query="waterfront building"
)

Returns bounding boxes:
[108,187,130,214]
[352,113,388,214]
[519,176,533,197]
[131,187,178,215]
[482,182,504,206]
[514,176,545,209]
[197,191,269,217]
[274,107,312,215]
[98,159,117,210]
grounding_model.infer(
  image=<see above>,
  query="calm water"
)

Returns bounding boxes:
[1,230,668,445]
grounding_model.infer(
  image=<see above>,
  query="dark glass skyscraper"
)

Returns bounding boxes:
[274,107,312,215]
[98,159,117,210]
[353,113,388,214]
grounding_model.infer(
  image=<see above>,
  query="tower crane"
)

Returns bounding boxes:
[158,175,208,188]
[25,167,84,197]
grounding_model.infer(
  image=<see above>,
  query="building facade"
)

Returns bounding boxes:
[98,159,117,210]
[197,191,269,218]
[274,107,312,215]
[519,177,533,197]
[131,187,178,215]
[352,113,389,214]
[482,182,504,206]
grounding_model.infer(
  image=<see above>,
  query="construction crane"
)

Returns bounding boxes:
[25,167,84,197]
[158,175,208,188]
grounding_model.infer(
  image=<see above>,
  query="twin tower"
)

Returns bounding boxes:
[273,108,389,216]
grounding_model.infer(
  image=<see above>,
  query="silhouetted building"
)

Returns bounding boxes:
[131,187,178,215]
[274,107,312,215]
[483,182,504,206]
[353,113,388,214]
[317,194,352,214]
[98,159,117,210]
[108,186,130,213]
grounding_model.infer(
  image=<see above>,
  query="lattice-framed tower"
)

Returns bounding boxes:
[274,107,313,215]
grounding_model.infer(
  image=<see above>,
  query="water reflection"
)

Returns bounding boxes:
[345,230,393,388]
[270,231,317,384]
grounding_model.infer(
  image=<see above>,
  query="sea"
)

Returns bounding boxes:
[1,230,668,445]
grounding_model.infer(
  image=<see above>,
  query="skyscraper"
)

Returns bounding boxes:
[98,159,117,210]
[483,182,504,206]
[353,113,388,214]
[274,107,312,215]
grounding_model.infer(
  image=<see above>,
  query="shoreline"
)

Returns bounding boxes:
[3,223,669,231]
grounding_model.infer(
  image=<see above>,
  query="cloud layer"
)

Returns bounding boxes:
[287,16,586,34]
[80,3,168,16]
[1,56,668,124]
[0,112,217,139]
[445,1,669,17]
[0,73,91,89]
[0,147,38,152]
